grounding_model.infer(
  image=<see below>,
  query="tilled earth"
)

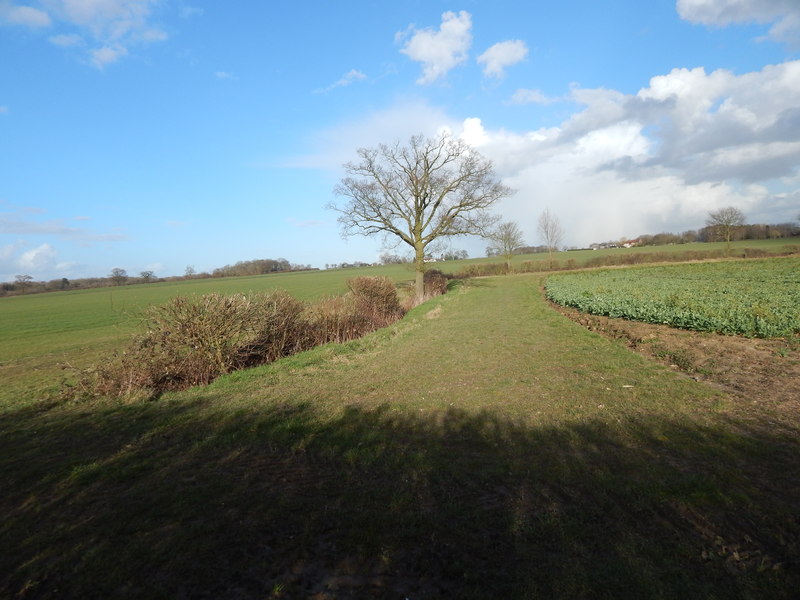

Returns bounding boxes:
[554,303,800,417]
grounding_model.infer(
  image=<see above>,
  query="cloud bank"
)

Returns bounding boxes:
[304,57,800,249]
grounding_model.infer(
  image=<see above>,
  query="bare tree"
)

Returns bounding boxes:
[706,206,745,255]
[488,221,525,272]
[537,209,564,267]
[109,267,128,286]
[329,133,512,300]
[139,270,155,283]
[14,274,33,294]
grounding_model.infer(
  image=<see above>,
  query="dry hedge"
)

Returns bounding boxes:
[65,276,430,401]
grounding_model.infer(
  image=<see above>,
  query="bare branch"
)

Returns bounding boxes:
[329,132,514,299]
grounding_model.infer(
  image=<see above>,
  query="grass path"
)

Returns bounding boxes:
[2,275,798,599]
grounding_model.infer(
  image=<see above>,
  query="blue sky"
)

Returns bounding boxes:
[1,0,799,281]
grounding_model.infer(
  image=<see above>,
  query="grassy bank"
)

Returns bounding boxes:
[2,274,797,598]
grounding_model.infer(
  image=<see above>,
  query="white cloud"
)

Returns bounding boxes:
[1,241,24,261]
[144,261,164,272]
[51,0,162,39]
[19,243,57,271]
[315,69,367,93]
[0,105,8,113]
[1,4,51,27]
[477,40,528,78]
[510,88,557,105]
[178,4,202,19]
[398,10,472,84]
[89,44,127,67]
[214,70,237,80]
[0,207,127,241]
[677,0,800,46]
[472,60,800,244]
[632,61,800,182]
[49,32,83,46]
[2,0,168,67]
[460,117,490,147]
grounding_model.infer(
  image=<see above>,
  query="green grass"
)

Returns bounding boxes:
[2,274,798,599]
[545,256,800,337]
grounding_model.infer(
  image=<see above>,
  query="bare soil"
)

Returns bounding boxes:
[553,303,800,416]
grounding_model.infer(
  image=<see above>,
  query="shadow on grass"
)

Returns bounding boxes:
[2,399,798,599]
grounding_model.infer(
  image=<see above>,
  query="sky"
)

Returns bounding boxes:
[1,0,799,281]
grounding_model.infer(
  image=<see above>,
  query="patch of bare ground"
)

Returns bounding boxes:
[552,303,800,417]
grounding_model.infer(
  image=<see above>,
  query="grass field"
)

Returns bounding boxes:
[2,270,799,598]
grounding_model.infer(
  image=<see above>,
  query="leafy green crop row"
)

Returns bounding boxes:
[544,257,800,338]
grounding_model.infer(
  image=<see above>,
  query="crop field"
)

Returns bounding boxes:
[544,256,800,338]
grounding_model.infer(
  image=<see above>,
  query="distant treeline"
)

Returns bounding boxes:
[210,258,313,278]
[591,222,800,249]
[0,258,316,298]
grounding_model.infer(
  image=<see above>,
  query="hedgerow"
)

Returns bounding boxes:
[65,276,427,400]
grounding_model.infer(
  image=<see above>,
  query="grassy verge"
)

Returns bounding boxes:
[2,275,797,599]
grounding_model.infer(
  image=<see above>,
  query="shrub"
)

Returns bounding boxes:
[69,291,308,399]
[302,295,367,346]
[742,247,769,258]
[424,269,449,298]
[454,262,507,278]
[306,277,404,345]
[239,290,308,366]
[347,276,403,328]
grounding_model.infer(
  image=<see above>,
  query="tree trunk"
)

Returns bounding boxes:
[414,244,425,302]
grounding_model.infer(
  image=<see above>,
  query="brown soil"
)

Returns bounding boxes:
[553,303,800,416]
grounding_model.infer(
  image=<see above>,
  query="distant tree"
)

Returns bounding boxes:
[706,206,745,255]
[681,230,698,243]
[109,268,128,286]
[537,209,564,267]
[487,221,525,271]
[185,265,196,278]
[140,270,155,283]
[329,132,512,301]
[442,249,468,261]
[15,274,33,294]
[379,252,409,265]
